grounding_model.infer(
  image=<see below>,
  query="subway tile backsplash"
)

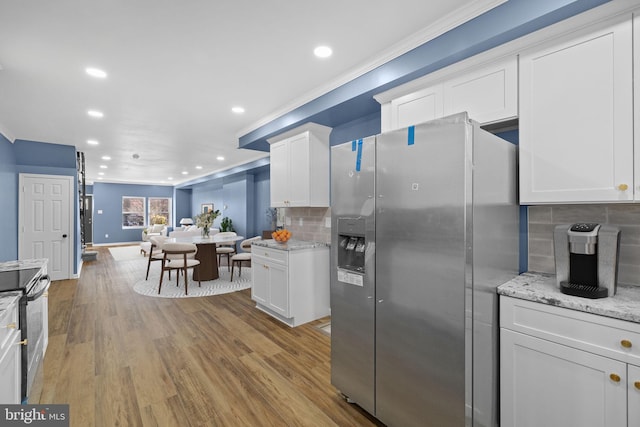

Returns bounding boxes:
[280,207,331,244]
[528,204,640,286]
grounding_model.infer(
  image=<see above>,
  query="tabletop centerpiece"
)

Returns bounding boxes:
[195,209,220,238]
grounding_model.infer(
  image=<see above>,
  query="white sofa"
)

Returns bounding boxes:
[169,226,219,238]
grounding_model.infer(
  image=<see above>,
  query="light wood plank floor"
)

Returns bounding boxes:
[39,246,382,427]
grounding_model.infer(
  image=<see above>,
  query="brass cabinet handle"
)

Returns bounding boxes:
[610,373,621,383]
[635,381,640,390]
[18,339,27,346]
[621,340,632,349]
[5,322,16,329]
[618,184,629,191]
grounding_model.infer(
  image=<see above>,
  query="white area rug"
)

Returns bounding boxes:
[109,245,145,261]
[133,266,251,298]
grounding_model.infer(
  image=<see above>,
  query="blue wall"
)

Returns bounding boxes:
[174,187,192,227]
[254,169,272,234]
[0,133,18,262]
[92,182,174,244]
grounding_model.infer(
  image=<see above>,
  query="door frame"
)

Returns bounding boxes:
[18,173,75,280]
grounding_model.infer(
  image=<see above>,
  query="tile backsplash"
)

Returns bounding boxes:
[278,207,331,244]
[528,204,640,286]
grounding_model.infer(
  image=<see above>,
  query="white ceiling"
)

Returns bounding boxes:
[0,0,501,185]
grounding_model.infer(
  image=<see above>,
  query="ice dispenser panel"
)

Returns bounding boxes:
[337,217,366,274]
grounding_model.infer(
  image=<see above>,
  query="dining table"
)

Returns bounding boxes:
[169,234,244,281]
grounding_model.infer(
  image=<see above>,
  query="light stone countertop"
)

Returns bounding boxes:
[0,259,48,272]
[252,239,330,251]
[497,272,640,324]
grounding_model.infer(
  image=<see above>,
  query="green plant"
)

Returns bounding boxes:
[220,217,234,232]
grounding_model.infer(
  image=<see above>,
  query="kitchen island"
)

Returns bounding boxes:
[251,239,329,327]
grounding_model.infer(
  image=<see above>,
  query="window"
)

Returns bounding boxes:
[122,196,145,228]
[148,197,171,226]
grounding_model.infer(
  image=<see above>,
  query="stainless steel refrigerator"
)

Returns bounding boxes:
[330,113,518,427]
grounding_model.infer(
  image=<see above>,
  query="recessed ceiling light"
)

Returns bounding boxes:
[231,106,245,114]
[167,177,174,181]
[101,155,111,160]
[181,171,188,175]
[87,139,99,145]
[216,156,225,161]
[314,45,333,58]
[99,165,108,169]
[85,67,107,78]
[87,110,104,118]
[195,165,203,170]
[97,177,103,180]
[98,172,105,176]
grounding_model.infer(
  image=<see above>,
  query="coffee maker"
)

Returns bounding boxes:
[553,223,621,298]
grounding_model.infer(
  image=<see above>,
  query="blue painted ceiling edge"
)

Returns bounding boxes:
[238,0,610,152]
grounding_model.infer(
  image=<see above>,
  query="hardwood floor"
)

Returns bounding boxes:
[40,246,382,427]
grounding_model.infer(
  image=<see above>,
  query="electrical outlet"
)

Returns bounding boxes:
[325,217,331,228]
[298,218,303,226]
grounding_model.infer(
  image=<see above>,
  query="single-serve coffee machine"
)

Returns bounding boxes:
[553,223,621,298]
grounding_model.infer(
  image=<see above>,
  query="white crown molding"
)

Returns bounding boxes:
[374,0,639,104]
[0,122,16,143]
[237,0,507,138]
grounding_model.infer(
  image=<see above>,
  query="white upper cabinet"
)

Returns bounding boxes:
[519,15,633,204]
[443,55,518,124]
[268,123,331,208]
[376,56,518,132]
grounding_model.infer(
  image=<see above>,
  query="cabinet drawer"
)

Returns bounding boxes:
[500,297,640,364]
[252,247,288,265]
[0,295,20,349]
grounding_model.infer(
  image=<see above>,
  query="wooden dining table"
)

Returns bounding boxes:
[169,234,244,281]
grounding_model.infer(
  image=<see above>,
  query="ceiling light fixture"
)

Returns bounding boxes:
[231,106,245,114]
[195,165,203,170]
[181,171,188,175]
[101,155,111,160]
[99,165,108,169]
[98,172,104,176]
[216,156,225,161]
[87,110,104,118]
[314,45,333,58]
[167,177,174,181]
[87,139,99,145]
[85,67,107,78]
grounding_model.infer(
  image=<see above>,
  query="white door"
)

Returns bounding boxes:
[500,328,627,427]
[19,174,74,281]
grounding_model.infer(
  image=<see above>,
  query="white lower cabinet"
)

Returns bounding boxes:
[251,245,329,327]
[500,296,640,427]
[0,295,22,404]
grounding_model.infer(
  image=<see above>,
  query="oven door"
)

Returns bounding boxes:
[25,274,50,401]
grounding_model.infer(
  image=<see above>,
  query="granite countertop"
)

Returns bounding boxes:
[0,259,48,272]
[497,272,640,324]
[252,239,330,251]
[0,291,22,316]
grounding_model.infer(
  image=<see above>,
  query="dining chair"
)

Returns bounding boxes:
[216,231,237,271]
[158,242,200,295]
[146,235,168,280]
[230,236,261,281]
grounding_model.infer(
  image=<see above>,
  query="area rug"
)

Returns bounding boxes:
[133,266,251,298]
[108,245,145,261]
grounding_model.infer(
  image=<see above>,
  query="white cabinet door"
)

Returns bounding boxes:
[501,328,627,427]
[287,133,311,207]
[251,256,269,305]
[629,364,640,426]
[634,14,640,200]
[0,329,22,404]
[266,262,288,317]
[269,140,289,208]
[443,56,517,124]
[390,84,443,130]
[519,16,633,204]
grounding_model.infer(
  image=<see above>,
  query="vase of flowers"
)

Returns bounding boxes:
[195,209,220,238]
